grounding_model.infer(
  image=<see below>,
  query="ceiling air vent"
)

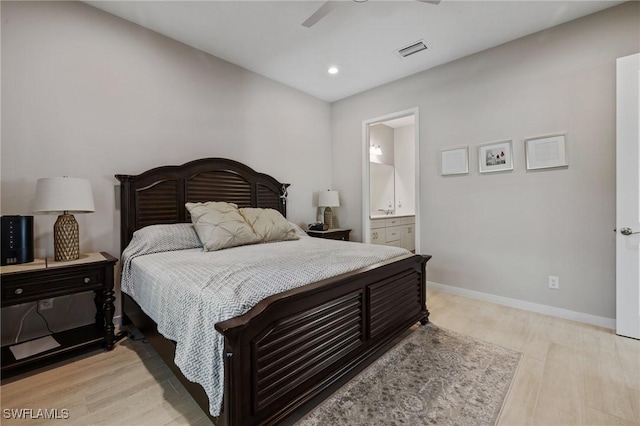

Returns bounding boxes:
[395,40,428,58]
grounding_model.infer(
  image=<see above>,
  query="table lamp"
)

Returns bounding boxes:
[33,177,95,261]
[318,190,340,229]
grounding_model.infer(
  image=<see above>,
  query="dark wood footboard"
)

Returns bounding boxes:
[216,253,430,425]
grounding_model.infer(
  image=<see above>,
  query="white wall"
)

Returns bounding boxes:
[1,1,331,342]
[331,2,640,320]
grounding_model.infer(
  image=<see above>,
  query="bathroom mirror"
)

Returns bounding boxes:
[370,162,395,215]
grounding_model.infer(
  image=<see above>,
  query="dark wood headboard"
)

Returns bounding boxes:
[115,158,290,253]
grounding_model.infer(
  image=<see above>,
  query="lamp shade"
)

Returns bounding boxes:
[33,177,95,214]
[318,190,340,208]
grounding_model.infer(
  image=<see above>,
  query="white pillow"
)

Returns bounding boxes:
[239,208,299,243]
[126,223,202,254]
[186,202,259,251]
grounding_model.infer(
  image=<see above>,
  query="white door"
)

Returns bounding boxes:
[616,53,640,339]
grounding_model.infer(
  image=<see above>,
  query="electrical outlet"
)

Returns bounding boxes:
[548,275,559,289]
[39,298,54,310]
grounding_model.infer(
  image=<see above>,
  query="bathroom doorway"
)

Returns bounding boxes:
[362,108,420,253]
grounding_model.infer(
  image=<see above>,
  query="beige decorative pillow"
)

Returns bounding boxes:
[239,208,299,243]
[186,202,259,251]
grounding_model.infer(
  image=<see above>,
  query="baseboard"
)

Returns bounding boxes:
[427,281,615,330]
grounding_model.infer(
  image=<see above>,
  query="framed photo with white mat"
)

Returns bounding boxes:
[525,133,568,170]
[478,140,513,174]
[441,147,469,176]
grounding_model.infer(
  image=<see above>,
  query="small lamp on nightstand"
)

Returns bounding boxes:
[318,190,340,229]
[33,177,95,261]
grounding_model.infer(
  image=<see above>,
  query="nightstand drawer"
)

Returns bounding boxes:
[2,269,103,304]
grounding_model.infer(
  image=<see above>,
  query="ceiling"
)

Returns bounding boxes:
[86,1,624,103]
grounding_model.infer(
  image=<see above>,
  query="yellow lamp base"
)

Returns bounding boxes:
[323,207,334,229]
[54,214,79,261]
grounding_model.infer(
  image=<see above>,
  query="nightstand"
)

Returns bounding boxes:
[307,228,351,241]
[0,252,118,378]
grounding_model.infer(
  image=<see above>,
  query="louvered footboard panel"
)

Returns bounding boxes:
[368,269,422,339]
[253,291,364,412]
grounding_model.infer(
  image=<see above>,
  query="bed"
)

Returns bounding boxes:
[116,157,431,425]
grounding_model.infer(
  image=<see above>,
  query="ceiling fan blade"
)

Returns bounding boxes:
[302,1,342,28]
[415,0,441,4]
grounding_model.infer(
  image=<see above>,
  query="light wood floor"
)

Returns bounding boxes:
[1,289,638,425]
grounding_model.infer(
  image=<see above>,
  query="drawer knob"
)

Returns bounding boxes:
[14,288,23,295]
[84,277,91,284]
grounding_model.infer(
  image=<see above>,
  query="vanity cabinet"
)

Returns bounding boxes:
[370,216,415,251]
[370,223,385,245]
[400,217,415,252]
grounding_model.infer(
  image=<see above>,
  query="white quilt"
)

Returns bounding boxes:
[121,230,408,416]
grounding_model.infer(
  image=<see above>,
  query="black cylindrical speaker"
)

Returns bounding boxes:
[1,216,34,266]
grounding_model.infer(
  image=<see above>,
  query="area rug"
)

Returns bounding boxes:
[297,324,522,426]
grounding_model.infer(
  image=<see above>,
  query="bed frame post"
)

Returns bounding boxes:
[115,174,133,254]
[420,254,431,325]
[279,183,290,217]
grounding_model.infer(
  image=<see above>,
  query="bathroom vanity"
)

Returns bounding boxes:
[369,215,415,252]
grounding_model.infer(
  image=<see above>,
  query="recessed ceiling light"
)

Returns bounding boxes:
[328,67,339,75]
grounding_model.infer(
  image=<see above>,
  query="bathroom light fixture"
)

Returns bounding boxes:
[370,144,382,156]
[328,66,339,75]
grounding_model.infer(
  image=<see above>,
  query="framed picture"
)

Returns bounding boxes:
[478,140,513,173]
[441,147,469,176]
[525,134,568,170]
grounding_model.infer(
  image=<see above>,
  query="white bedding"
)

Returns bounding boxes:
[121,230,409,416]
